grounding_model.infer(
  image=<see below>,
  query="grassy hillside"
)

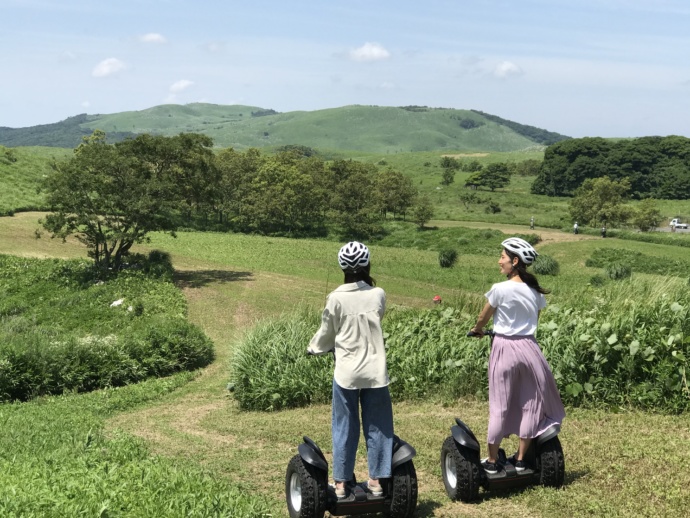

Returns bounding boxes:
[3,103,568,153]
[0,146,71,215]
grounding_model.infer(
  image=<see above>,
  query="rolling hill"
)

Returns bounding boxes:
[1,104,570,152]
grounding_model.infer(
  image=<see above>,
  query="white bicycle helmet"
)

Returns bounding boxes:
[338,241,370,272]
[501,237,538,265]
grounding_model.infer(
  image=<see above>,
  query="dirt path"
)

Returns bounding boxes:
[429,220,597,245]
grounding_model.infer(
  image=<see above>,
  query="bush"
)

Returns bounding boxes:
[0,256,213,401]
[485,200,501,213]
[232,278,690,413]
[438,249,458,268]
[589,274,607,287]
[605,263,632,280]
[532,254,560,276]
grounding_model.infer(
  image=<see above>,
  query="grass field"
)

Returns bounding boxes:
[2,212,690,516]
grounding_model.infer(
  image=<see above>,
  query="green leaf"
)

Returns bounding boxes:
[579,334,591,342]
[546,320,558,330]
[601,323,612,333]
[607,333,618,345]
[584,317,596,326]
[629,340,640,356]
[584,382,593,393]
[670,302,684,313]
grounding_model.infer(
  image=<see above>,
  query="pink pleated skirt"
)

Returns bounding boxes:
[487,334,566,444]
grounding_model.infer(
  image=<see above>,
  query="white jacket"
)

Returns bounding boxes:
[308,281,389,389]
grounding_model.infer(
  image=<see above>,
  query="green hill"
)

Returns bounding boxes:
[0,146,71,215]
[1,104,569,153]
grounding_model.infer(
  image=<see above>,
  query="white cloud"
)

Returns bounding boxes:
[140,33,167,44]
[169,80,194,93]
[92,58,126,78]
[349,42,391,62]
[493,61,523,78]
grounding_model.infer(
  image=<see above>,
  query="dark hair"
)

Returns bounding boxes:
[343,263,376,287]
[504,249,550,294]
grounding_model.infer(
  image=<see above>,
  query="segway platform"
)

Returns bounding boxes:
[286,435,418,518]
[440,417,565,502]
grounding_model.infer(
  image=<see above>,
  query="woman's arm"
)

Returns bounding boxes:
[470,302,496,336]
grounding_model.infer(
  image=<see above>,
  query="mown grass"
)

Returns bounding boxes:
[0,373,271,516]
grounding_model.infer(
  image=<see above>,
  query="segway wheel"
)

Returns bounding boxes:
[537,436,565,488]
[440,435,481,502]
[384,460,418,518]
[285,454,328,518]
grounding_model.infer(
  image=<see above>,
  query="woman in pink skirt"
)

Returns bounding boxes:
[469,237,565,474]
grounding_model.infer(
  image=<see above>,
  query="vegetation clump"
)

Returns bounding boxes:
[438,249,459,268]
[532,254,560,276]
[0,253,213,402]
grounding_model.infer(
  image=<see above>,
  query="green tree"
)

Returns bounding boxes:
[0,145,17,164]
[569,176,632,227]
[441,168,456,186]
[631,198,663,232]
[41,131,210,271]
[465,163,511,191]
[375,168,417,219]
[412,195,434,228]
[329,160,382,239]
[458,191,481,210]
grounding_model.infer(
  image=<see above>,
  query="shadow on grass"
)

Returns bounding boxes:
[174,269,254,288]
[357,498,442,518]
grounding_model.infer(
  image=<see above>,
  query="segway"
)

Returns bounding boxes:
[285,434,418,518]
[439,330,565,502]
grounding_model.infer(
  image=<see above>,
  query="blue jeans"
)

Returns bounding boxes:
[331,380,394,482]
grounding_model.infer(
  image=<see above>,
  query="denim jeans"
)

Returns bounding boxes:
[331,380,394,482]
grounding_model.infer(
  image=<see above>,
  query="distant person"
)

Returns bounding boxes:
[530,216,535,230]
[469,237,565,474]
[573,222,578,235]
[671,222,676,232]
[433,295,442,305]
[308,241,392,499]
[601,225,607,238]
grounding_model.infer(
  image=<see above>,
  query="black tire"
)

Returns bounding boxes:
[537,436,565,488]
[285,454,328,518]
[440,435,481,502]
[384,460,418,518]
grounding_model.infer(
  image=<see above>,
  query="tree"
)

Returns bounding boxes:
[375,168,417,219]
[631,198,663,232]
[328,160,382,239]
[412,195,434,228]
[459,191,481,210]
[441,168,455,186]
[41,131,212,271]
[440,156,460,170]
[465,163,511,191]
[569,176,632,227]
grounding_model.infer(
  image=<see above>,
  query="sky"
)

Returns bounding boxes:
[2,0,689,138]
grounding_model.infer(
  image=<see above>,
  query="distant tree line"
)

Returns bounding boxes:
[41,131,423,271]
[470,110,571,146]
[531,136,690,199]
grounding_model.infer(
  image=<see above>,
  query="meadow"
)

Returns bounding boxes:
[1,211,690,516]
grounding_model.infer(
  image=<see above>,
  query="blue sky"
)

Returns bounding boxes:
[2,0,689,138]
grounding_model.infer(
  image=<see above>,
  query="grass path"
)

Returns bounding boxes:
[3,213,690,516]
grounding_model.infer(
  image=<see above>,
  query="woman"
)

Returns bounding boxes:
[307,241,393,499]
[470,237,565,474]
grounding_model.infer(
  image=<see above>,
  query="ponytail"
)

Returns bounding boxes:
[505,250,550,294]
[343,263,376,287]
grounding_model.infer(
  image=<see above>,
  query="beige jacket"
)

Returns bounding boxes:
[307,281,389,390]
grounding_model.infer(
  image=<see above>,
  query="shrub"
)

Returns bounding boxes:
[606,263,632,280]
[532,254,560,276]
[589,274,607,287]
[232,277,690,413]
[438,249,458,268]
[485,200,501,213]
[0,256,213,402]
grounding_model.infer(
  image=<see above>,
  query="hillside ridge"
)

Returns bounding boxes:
[0,104,570,152]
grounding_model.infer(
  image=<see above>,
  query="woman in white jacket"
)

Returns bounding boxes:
[308,241,393,500]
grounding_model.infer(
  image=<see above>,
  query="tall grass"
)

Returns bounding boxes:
[231,278,690,413]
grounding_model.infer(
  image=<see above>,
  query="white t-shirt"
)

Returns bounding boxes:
[307,281,389,390]
[485,280,546,336]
